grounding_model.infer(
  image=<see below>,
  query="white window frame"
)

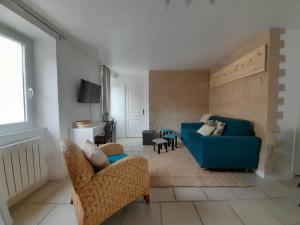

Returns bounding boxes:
[0,24,33,135]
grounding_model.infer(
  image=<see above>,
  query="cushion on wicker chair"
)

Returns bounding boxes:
[83,140,110,169]
[108,154,128,163]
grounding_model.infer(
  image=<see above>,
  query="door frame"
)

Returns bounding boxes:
[292,103,300,175]
[125,83,149,137]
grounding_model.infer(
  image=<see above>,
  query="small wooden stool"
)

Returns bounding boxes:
[160,129,172,138]
[152,138,168,154]
[163,134,177,150]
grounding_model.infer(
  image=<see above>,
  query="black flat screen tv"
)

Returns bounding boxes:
[78,79,101,103]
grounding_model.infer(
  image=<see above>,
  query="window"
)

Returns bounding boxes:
[0,35,27,126]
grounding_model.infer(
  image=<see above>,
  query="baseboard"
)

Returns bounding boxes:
[7,171,68,208]
[47,171,68,180]
[256,169,295,179]
[7,176,48,207]
[266,171,294,180]
[255,169,265,178]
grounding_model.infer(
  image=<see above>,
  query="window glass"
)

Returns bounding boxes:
[0,35,26,125]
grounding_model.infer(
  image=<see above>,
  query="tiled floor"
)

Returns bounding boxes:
[10,138,300,225]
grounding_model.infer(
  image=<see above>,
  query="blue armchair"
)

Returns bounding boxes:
[181,116,261,170]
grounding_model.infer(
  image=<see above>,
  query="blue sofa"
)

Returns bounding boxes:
[181,116,261,170]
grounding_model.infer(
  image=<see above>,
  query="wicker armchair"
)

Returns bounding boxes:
[60,140,150,225]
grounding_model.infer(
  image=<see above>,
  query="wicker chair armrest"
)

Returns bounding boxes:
[98,143,124,156]
[79,156,150,224]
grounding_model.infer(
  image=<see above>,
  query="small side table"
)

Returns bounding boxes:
[163,134,177,150]
[160,129,172,138]
[152,138,168,154]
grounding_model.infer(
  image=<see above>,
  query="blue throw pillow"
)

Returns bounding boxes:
[108,154,128,164]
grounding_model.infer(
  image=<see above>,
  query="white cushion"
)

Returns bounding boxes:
[82,140,110,169]
[197,124,215,136]
[200,114,212,123]
[212,120,226,136]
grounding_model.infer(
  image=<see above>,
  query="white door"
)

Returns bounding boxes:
[126,84,145,137]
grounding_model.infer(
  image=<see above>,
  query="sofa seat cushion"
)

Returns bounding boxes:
[108,154,128,164]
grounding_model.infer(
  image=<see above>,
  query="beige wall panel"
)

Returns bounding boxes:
[210,45,267,88]
[209,28,285,174]
[209,72,268,138]
[149,70,209,133]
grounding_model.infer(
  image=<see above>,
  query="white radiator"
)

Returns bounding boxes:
[0,137,48,203]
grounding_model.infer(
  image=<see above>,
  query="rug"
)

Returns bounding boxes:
[145,146,251,187]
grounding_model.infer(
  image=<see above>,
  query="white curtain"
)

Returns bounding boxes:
[100,65,111,114]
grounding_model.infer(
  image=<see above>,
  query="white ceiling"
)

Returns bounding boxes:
[0,5,52,41]
[23,0,300,73]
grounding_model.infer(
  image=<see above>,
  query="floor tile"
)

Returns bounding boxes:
[232,187,268,200]
[125,151,141,156]
[229,200,283,225]
[202,188,238,200]
[122,203,161,225]
[286,191,300,205]
[45,181,73,203]
[161,202,203,225]
[241,175,292,198]
[39,205,77,225]
[257,180,292,198]
[11,203,56,225]
[102,209,124,225]
[195,201,243,225]
[25,180,64,203]
[259,198,300,225]
[238,173,262,185]
[135,196,144,202]
[149,188,175,202]
[278,176,300,190]
[174,187,208,201]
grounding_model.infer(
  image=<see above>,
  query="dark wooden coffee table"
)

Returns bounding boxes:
[152,138,168,154]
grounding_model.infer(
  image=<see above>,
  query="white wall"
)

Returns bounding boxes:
[275,29,300,177]
[56,40,102,140]
[33,37,64,178]
[110,73,149,138]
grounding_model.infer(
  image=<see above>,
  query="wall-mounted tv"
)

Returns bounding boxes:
[78,79,101,103]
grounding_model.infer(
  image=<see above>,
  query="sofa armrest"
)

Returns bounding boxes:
[98,143,124,156]
[181,122,204,130]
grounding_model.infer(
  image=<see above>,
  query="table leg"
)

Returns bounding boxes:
[158,144,161,154]
[172,139,174,150]
[164,143,168,152]
[175,137,177,148]
[153,144,156,151]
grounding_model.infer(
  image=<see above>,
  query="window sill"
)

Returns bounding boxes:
[0,128,45,147]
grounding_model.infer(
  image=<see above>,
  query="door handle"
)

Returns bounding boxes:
[142,109,144,115]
